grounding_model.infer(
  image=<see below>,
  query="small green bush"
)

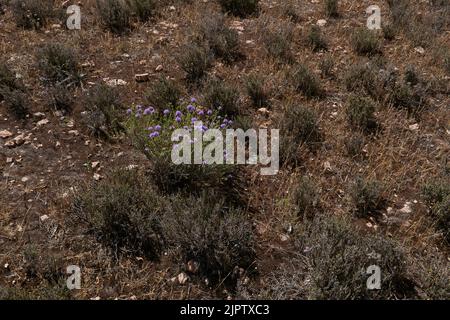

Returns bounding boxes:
[307,25,328,52]
[163,193,255,284]
[178,43,212,84]
[351,28,381,56]
[270,215,414,299]
[345,133,366,159]
[37,43,81,86]
[203,77,240,116]
[96,0,131,34]
[319,54,334,78]
[351,178,386,219]
[49,85,74,114]
[145,76,181,109]
[85,84,124,138]
[290,64,323,98]
[292,176,319,220]
[324,0,339,18]
[245,73,270,108]
[72,169,165,260]
[422,181,450,242]
[346,94,379,134]
[199,13,240,63]
[132,0,156,22]
[260,17,294,62]
[11,0,54,30]
[279,104,322,165]
[1,88,29,119]
[218,0,260,17]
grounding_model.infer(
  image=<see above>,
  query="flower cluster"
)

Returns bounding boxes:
[125,98,233,160]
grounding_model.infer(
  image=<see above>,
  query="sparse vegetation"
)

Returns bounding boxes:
[324,0,339,18]
[218,0,260,17]
[132,0,156,22]
[265,215,414,299]
[178,43,212,84]
[85,84,124,138]
[306,25,328,52]
[145,76,181,109]
[11,0,54,30]
[37,43,81,86]
[203,77,240,116]
[422,181,450,242]
[351,178,385,219]
[96,0,131,34]
[290,64,323,98]
[198,12,241,63]
[245,73,270,108]
[346,94,379,134]
[260,16,294,62]
[351,28,381,56]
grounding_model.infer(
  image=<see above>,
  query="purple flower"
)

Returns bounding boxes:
[220,124,226,129]
[175,116,182,123]
[136,104,143,110]
[149,132,160,138]
[191,117,198,123]
[187,104,195,112]
[190,97,197,103]
[163,109,170,116]
[197,110,204,116]
[147,126,154,131]
[175,110,182,117]
[207,109,213,115]
[126,108,132,115]
[202,125,208,132]
[154,125,162,131]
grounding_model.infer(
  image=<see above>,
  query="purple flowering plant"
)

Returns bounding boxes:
[126,99,231,162]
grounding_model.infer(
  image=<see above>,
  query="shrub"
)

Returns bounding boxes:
[245,73,270,108]
[345,133,366,158]
[1,88,29,119]
[85,84,124,138]
[279,104,322,165]
[145,76,181,109]
[444,53,450,75]
[351,28,381,56]
[49,85,74,114]
[281,0,301,22]
[72,169,165,260]
[199,13,240,63]
[344,63,383,100]
[11,0,54,30]
[324,0,339,18]
[422,181,450,242]
[383,24,396,41]
[290,64,323,98]
[96,0,131,34]
[125,100,247,206]
[260,17,294,62]
[163,193,255,285]
[178,43,212,84]
[318,54,334,78]
[203,77,240,116]
[387,83,425,114]
[351,178,386,219]
[132,0,156,22]
[404,65,420,86]
[387,0,412,30]
[265,215,414,299]
[292,176,319,220]
[0,61,24,100]
[346,94,379,134]
[307,25,328,52]
[37,43,81,86]
[218,0,260,17]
